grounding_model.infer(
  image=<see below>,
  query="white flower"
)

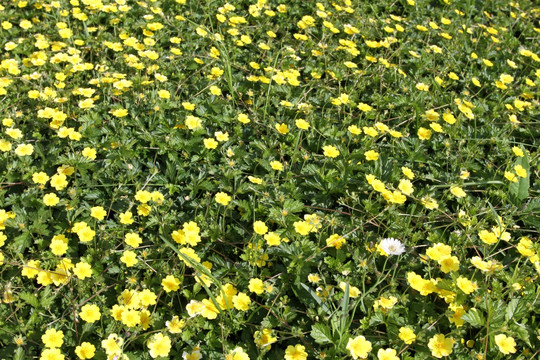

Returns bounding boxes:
[380,238,405,256]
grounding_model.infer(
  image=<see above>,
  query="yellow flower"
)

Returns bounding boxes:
[42,329,64,348]
[50,173,68,191]
[401,167,415,179]
[134,190,152,203]
[295,119,310,130]
[275,123,289,134]
[79,304,101,323]
[50,238,68,256]
[377,348,399,360]
[5,128,22,139]
[417,127,432,140]
[449,305,466,327]
[254,329,277,349]
[398,179,414,195]
[494,334,516,355]
[215,192,232,206]
[442,112,456,124]
[448,72,459,80]
[75,342,95,359]
[73,262,92,279]
[238,113,250,124]
[264,232,281,246]
[407,272,437,296]
[430,123,443,133]
[376,296,398,310]
[253,221,268,235]
[450,186,466,198]
[456,276,477,294]
[101,334,123,357]
[0,139,12,152]
[323,145,340,158]
[204,138,218,149]
[425,109,440,121]
[398,327,416,344]
[147,333,171,358]
[416,82,429,91]
[516,237,535,258]
[215,131,229,142]
[226,347,250,360]
[15,143,34,156]
[357,103,373,112]
[178,247,201,266]
[82,147,96,160]
[348,125,362,135]
[111,108,128,117]
[165,315,185,334]
[119,211,134,225]
[158,90,170,99]
[364,150,379,161]
[120,250,138,267]
[439,255,460,273]
[248,278,265,295]
[125,232,142,248]
[285,344,308,360]
[478,229,498,245]
[232,292,251,311]
[40,348,65,360]
[428,334,454,358]
[326,234,346,249]
[346,335,372,359]
[514,164,527,178]
[426,243,452,261]
[499,74,514,84]
[209,85,222,96]
[43,193,60,206]
[512,147,524,157]
[185,115,202,130]
[363,126,378,137]
[293,220,312,235]
[270,160,283,171]
[90,206,107,220]
[162,275,181,292]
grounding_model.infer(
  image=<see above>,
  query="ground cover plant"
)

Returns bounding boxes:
[0,0,539,359]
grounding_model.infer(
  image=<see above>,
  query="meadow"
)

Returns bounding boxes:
[0,0,539,359]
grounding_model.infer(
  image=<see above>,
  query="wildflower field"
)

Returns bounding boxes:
[1,0,539,359]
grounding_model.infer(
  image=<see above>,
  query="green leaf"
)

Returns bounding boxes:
[506,296,535,322]
[299,283,331,315]
[462,308,485,327]
[509,152,530,204]
[19,292,39,308]
[40,287,55,309]
[282,199,304,213]
[14,347,25,360]
[510,322,532,347]
[310,323,333,345]
[340,283,350,335]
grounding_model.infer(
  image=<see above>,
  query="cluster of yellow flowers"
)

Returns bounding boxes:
[0,0,537,359]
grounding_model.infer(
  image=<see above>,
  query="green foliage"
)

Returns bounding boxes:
[0,0,538,359]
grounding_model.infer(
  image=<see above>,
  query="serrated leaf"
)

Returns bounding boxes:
[310,323,333,345]
[462,308,485,327]
[510,322,532,347]
[14,347,25,360]
[283,199,304,213]
[40,287,55,309]
[107,266,120,274]
[19,292,39,308]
